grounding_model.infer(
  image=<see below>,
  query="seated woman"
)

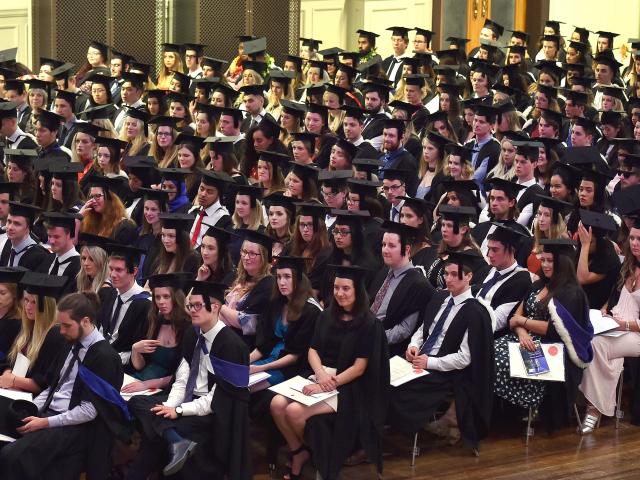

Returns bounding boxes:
[417,130,453,203]
[251,256,321,390]
[93,136,130,200]
[285,162,320,201]
[527,195,570,273]
[264,193,295,258]
[195,225,237,286]
[134,188,169,280]
[426,205,488,289]
[175,133,205,202]
[149,116,179,168]
[151,213,202,276]
[76,233,112,293]
[219,230,276,348]
[494,239,593,429]
[288,202,332,298]
[5,149,36,204]
[325,210,380,299]
[119,107,151,157]
[229,185,266,265]
[576,211,621,310]
[0,268,26,368]
[157,168,191,214]
[578,221,640,433]
[398,196,438,271]
[79,173,138,245]
[121,273,191,393]
[269,265,388,480]
[0,272,67,393]
[205,136,247,188]
[257,150,287,196]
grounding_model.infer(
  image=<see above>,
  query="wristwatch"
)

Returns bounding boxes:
[175,406,183,417]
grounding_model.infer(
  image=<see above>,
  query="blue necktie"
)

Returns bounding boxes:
[183,334,208,402]
[420,298,455,355]
[478,270,503,298]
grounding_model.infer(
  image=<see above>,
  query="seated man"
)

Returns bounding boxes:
[128,281,250,479]
[369,221,434,356]
[388,250,495,451]
[473,223,532,334]
[473,178,535,267]
[98,244,151,365]
[0,291,126,480]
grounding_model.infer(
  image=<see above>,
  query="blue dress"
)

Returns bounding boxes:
[252,314,288,385]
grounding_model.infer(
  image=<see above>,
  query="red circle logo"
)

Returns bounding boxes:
[548,345,559,356]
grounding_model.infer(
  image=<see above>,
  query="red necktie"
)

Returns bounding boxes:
[191,209,206,246]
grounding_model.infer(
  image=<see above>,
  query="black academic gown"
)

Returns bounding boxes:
[314,134,338,169]
[0,240,51,272]
[98,287,150,356]
[37,254,81,297]
[255,298,320,379]
[0,315,21,369]
[464,137,501,180]
[471,219,534,267]
[304,311,389,480]
[361,113,387,142]
[1,337,127,480]
[581,237,621,310]
[379,149,419,196]
[355,140,379,159]
[472,267,532,337]
[388,291,495,447]
[368,266,435,356]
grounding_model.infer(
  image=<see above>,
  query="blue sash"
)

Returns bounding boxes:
[78,364,133,420]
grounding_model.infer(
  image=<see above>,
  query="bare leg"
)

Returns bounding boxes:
[284,401,335,475]
[270,395,300,448]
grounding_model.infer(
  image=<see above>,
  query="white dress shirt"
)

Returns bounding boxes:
[105,282,148,364]
[409,288,474,371]
[515,177,537,226]
[189,200,230,247]
[475,262,523,331]
[164,321,226,416]
[48,246,80,275]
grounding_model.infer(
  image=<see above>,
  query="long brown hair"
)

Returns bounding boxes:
[156,230,193,274]
[80,188,128,237]
[618,227,640,290]
[272,269,313,322]
[147,286,190,345]
[290,215,330,268]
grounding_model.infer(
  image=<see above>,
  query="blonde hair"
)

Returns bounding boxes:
[488,137,517,180]
[8,295,57,368]
[70,132,96,164]
[76,245,110,293]
[533,206,569,251]
[91,119,118,139]
[118,117,149,156]
[232,199,265,230]
[157,53,185,89]
[443,156,475,179]
[230,242,272,298]
[328,109,345,135]
[150,129,179,168]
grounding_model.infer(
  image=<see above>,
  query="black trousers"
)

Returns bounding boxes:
[0,422,90,480]
[126,394,216,480]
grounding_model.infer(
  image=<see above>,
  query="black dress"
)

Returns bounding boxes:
[25,326,66,389]
[581,237,621,309]
[0,315,20,367]
[304,311,389,480]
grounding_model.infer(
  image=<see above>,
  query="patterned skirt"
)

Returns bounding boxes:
[494,333,546,408]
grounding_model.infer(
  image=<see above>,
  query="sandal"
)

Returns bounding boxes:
[283,445,311,480]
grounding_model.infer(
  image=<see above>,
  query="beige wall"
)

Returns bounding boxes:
[301,0,433,57]
[548,0,640,50]
[0,0,32,68]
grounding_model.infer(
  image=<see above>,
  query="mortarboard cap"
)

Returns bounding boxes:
[186,281,228,303]
[8,201,40,221]
[41,211,83,236]
[238,229,274,259]
[483,19,504,38]
[443,250,483,278]
[243,37,267,56]
[89,41,109,58]
[20,271,67,307]
[484,177,526,199]
[159,213,195,233]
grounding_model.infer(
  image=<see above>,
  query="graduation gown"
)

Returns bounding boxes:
[314,134,338,170]
[37,254,81,297]
[1,338,127,480]
[379,149,419,196]
[304,312,389,480]
[0,315,21,369]
[166,325,251,479]
[580,237,621,309]
[388,292,495,446]
[255,298,320,379]
[464,137,501,181]
[0,241,51,272]
[411,245,439,272]
[355,140,379,159]
[471,219,534,267]
[98,287,151,355]
[361,113,387,142]
[368,266,434,356]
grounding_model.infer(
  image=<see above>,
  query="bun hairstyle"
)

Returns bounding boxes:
[57,291,101,324]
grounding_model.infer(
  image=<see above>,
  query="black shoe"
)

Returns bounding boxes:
[163,439,198,476]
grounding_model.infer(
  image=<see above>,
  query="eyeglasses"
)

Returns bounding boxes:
[618,170,634,179]
[156,131,172,137]
[89,194,104,200]
[240,249,261,259]
[333,229,352,236]
[382,183,404,192]
[321,190,337,199]
[299,222,314,230]
[186,302,204,311]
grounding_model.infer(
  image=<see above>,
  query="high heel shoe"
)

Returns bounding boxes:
[283,444,311,480]
[579,412,601,435]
